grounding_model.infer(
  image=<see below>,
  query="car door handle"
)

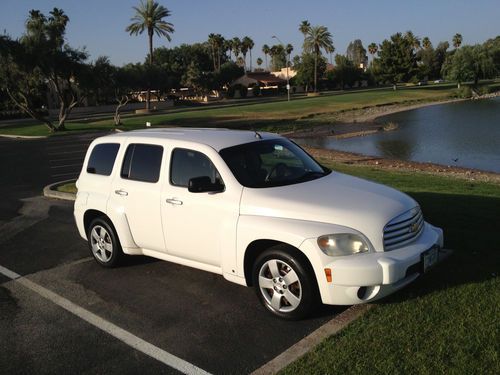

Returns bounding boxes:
[166,198,183,205]
[114,189,128,196]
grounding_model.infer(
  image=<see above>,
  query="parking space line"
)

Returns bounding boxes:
[0,264,212,375]
[50,164,82,169]
[51,171,80,177]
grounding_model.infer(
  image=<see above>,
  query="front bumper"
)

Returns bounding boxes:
[300,222,444,305]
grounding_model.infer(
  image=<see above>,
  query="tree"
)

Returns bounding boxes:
[299,20,310,37]
[303,25,334,92]
[262,44,270,70]
[346,39,368,69]
[231,37,241,60]
[422,37,432,50]
[269,44,286,71]
[213,61,244,91]
[404,31,421,51]
[126,0,174,111]
[330,54,361,89]
[368,43,378,58]
[326,45,335,65]
[285,44,294,66]
[256,57,263,70]
[294,53,326,92]
[452,33,463,49]
[0,9,89,132]
[242,36,254,71]
[377,32,417,89]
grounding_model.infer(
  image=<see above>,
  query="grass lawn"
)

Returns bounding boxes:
[56,181,77,194]
[0,86,456,137]
[282,162,500,374]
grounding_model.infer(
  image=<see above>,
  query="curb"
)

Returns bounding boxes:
[251,304,373,375]
[0,134,48,139]
[43,180,77,201]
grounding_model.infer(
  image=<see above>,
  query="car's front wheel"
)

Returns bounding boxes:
[252,247,318,320]
[88,218,122,268]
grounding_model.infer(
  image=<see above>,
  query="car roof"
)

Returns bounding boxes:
[100,128,282,151]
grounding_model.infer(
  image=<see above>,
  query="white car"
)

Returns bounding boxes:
[74,128,443,319]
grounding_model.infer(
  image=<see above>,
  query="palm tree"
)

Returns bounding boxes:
[368,42,378,56]
[256,57,263,69]
[126,0,174,110]
[326,45,335,65]
[242,36,253,71]
[224,39,232,60]
[244,36,255,71]
[285,43,294,66]
[231,37,241,60]
[453,33,463,49]
[299,20,311,37]
[404,30,421,51]
[422,37,432,50]
[262,44,270,70]
[208,33,218,71]
[303,25,334,92]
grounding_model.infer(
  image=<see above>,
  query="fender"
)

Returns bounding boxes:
[105,202,140,254]
[236,215,355,279]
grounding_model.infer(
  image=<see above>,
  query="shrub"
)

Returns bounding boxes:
[455,86,472,98]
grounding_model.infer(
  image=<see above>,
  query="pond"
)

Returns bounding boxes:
[294,97,500,173]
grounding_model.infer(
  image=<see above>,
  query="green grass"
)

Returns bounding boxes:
[282,162,500,375]
[0,86,455,136]
[56,181,77,194]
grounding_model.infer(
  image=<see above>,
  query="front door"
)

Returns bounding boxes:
[161,147,238,267]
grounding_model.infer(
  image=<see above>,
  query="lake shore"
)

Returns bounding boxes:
[285,98,467,140]
[304,146,500,183]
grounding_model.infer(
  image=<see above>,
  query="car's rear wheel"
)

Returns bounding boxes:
[253,247,318,320]
[88,218,122,268]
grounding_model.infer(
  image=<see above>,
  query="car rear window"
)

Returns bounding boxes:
[121,143,163,183]
[87,143,120,176]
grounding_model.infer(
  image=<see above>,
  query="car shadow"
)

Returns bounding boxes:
[377,191,500,304]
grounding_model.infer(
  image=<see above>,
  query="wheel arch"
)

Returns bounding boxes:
[243,239,318,289]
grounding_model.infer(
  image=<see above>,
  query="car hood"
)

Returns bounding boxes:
[239,172,417,250]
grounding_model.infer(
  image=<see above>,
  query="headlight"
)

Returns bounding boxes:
[317,233,369,256]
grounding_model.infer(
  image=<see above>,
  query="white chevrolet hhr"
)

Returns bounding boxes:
[74,128,443,319]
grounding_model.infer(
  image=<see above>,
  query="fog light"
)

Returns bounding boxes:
[357,286,367,300]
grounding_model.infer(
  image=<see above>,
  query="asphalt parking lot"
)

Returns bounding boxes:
[0,133,343,374]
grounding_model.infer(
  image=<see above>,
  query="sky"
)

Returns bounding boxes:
[1,0,499,67]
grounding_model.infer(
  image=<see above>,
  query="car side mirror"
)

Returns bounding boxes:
[188,176,224,193]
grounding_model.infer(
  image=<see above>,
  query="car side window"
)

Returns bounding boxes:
[87,143,120,176]
[121,143,163,183]
[170,148,224,188]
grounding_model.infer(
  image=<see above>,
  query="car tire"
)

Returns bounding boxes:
[87,218,122,268]
[252,246,319,320]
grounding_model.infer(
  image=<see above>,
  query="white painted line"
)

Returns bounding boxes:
[49,158,84,163]
[0,263,212,375]
[48,150,86,155]
[52,172,79,177]
[251,304,373,375]
[50,164,82,169]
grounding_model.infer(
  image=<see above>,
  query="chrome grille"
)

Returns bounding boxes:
[384,207,424,251]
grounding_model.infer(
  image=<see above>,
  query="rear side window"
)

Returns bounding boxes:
[121,143,163,183]
[87,143,120,176]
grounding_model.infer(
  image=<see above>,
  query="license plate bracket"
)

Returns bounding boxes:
[421,246,439,273]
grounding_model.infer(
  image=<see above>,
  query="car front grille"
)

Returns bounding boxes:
[384,207,424,251]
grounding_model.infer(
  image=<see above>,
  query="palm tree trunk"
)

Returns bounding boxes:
[249,49,252,71]
[147,30,153,111]
[314,52,318,92]
[265,54,268,71]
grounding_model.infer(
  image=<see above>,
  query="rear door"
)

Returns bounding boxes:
[109,141,166,252]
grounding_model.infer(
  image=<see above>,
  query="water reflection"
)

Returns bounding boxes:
[375,139,415,159]
[294,97,500,173]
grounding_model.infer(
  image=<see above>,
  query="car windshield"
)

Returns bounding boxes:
[219,138,330,188]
